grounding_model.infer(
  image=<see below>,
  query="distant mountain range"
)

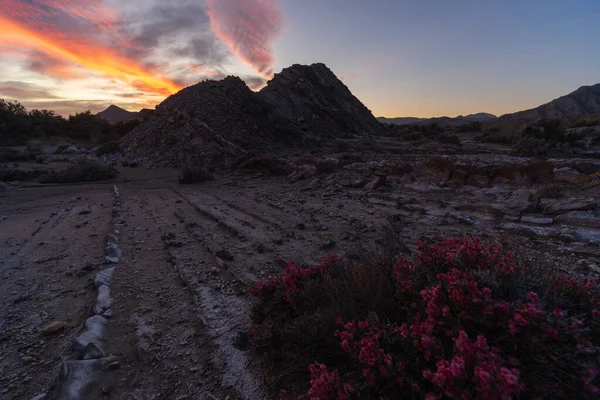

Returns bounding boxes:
[104,81,600,130]
[97,105,139,124]
[499,83,600,123]
[377,113,497,126]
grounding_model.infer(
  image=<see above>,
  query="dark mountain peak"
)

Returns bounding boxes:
[105,104,125,111]
[97,104,138,124]
[259,62,382,137]
[121,63,384,166]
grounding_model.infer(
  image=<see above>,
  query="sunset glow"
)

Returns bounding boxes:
[0,0,599,117]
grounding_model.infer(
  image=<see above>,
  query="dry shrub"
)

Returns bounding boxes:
[96,141,120,156]
[250,237,600,399]
[0,148,32,162]
[26,140,44,154]
[38,159,117,183]
[179,162,214,184]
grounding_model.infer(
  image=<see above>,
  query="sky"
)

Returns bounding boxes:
[0,0,599,118]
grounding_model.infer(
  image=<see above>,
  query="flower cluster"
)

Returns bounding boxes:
[249,254,339,302]
[307,363,355,400]
[250,237,600,399]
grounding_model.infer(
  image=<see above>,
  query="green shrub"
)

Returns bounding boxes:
[95,141,120,156]
[38,160,117,183]
[57,142,70,151]
[26,140,44,154]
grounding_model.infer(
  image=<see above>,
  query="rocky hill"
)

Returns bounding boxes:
[97,105,139,124]
[378,113,497,126]
[259,63,383,137]
[120,77,277,167]
[500,83,600,123]
[121,63,383,166]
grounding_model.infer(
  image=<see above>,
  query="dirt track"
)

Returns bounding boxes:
[1,161,599,399]
[0,168,390,399]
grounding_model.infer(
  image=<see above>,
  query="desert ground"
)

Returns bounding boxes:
[1,131,600,400]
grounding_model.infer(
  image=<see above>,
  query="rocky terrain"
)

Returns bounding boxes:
[120,63,384,167]
[1,63,600,399]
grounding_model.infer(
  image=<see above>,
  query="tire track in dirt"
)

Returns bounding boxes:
[101,187,268,399]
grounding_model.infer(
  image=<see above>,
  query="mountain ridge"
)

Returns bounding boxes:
[499,83,600,123]
[97,104,139,124]
[378,112,497,126]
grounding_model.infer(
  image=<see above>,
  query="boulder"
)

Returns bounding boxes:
[555,211,600,228]
[573,160,600,175]
[73,316,107,357]
[364,176,386,190]
[520,216,553,225]
[542,198,598,214]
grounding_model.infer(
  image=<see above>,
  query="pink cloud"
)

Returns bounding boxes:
[205,0,283,79]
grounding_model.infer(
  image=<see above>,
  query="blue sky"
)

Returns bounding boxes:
[0,0,598,117]
[275,0,600,117]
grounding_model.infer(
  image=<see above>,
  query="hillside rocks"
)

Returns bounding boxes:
[259,63,383,138]
[120,63,383,167]
[500,83,600,123]
[424,155,554,186]
[120,77,276,167]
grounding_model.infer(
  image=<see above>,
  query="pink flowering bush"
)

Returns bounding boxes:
[250,237,600,399]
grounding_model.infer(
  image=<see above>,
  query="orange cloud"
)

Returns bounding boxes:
[206,0,282,79]
[0,1,182,96]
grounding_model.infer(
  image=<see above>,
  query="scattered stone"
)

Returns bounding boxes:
[41,321,67,335]
[106,361,120,370]
[555,211,600,229]
[82,342,104,360]
[569,246,600,258]
[216,249,234,261]
[315,224,329,231]
[520,216,553,225]
[105,243,122,259]
[542,198,598,214]
[573,160,600,175]
[502,223,556,239]
[104,256,119,264]
[364,176,385,190]
[74,315,107,356]
[30,394,47,400]
[320,240,336,250]
[295,223,306,230]
[94,285,113,316]
[79,210,92,215]
[57,357,117,399]
[166,239,185,248]
[94,268,115,288]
